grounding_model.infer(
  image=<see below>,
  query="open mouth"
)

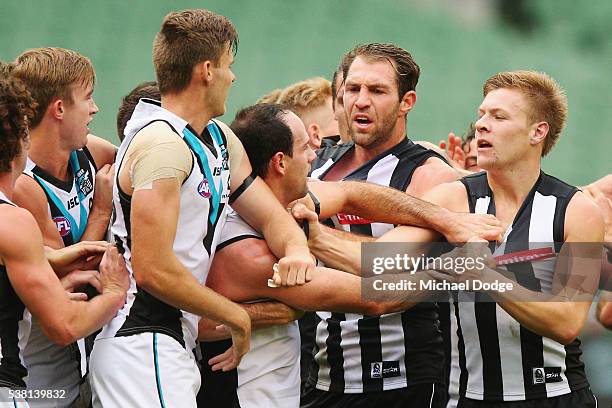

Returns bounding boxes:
[477,139,493,149]
[353,114,372,129]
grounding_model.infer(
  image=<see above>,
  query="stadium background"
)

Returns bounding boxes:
[1,0,610,403]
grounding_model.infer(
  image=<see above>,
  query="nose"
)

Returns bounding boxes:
[91,99,99,115]
[354,86,370,109]
[475,115,488,134]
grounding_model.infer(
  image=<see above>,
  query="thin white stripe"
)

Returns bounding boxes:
[474,196,491,215]
[429,382,435,408]
[314,312,332,390]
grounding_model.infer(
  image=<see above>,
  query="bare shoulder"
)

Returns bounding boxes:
[565,191,605,241]
[0,205,41,257]
[86,134,117,167]
[421,180,469,212]
[409,156,461,198]
[13,174,50,215]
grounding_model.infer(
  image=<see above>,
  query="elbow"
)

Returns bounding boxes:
[552,325,581,346]
[41,320,79,347]
[363,301,388,317]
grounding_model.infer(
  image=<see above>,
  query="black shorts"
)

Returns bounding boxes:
[300,381,447,408]
[457,387,598,408]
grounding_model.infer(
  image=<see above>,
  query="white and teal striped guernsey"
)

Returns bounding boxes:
[96,98,231,352]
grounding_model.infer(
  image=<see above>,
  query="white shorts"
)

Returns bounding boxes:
[89,332,200,408]
[0,387,29,408]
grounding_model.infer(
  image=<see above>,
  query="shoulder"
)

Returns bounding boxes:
[421,180,469,212]
[86,134,117,168]
[0,205,41,258]
[565,191,605,242]
[129,121,190,157]
[409,156,461,197]
[13,173,48,210]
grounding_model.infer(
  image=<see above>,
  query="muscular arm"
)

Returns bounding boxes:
[1,207,125,346]
[488,192,604,344]
[206,238,420,315]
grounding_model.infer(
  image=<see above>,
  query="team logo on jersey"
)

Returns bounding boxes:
[198,179,211,198]
[337,213,373,225]
[75,168,94,196]
[53,216,72,237]
[532,367,562,385]
[370,361,400,379]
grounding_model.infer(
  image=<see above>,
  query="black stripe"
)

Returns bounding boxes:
[439,300,452,400]
[453,296,469,400]
[229,172,256,205]
[359,316,383,392]
[474,301,503,399]
[0,265,27,388]
[325,313,346,392]
[197,339,240,407]
[216,234,263,252]
[306,313,322,387]
[307,190,321,216]
[82,145,99,172]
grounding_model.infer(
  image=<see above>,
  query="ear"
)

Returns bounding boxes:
[194,60,213,84]
[399,90,417,115]
[49,98,65,120]
[307,123,322,149]
[530,121,549,147]
[269,152,286,176]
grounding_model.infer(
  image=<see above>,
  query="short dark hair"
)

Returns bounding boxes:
[462,123,476,150]
[153,9,238,94]
[343,43,420,100]
[116,81,160,140]
[230,103,293,178]
[0,72,37,172]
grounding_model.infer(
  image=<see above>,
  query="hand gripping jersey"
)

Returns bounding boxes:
[199,208,301,408]
[454,171,588,402]
[308,139,447,393]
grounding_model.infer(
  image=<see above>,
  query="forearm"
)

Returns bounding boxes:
[136,256,249,332]
[80,207,112,241]
[63,291,125,341]
[261,206,310,259]
[484,269,588,344]
[341,181,453,231]
[309,230,362,274]
[241,301,303,330]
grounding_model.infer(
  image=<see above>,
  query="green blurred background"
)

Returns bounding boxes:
[1,0,609,186]
[0,0,610,402]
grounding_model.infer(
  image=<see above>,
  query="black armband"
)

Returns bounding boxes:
[229,171,257,204]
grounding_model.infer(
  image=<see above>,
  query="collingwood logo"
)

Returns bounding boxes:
[532,367,562,385]
[370,361,400,379]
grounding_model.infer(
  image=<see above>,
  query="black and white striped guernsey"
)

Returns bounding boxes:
[0,194,29,390]
[309,139,447,393]
[454,171,588,401]
[97,98,231,352]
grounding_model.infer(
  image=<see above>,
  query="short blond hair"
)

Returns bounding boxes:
[256,88,283,104]
[277,77,332,120]
[12,47,95,129]
[484,71,567,157]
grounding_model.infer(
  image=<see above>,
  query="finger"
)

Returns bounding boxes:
[439,140,447,150]
[305,263,314,282]
[295,264,306,285]
[208,347,234,371]
[286,264,297,286]
[69,292,88,301]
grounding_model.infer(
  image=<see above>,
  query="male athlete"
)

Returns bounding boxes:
[303,43,465,408]
[10,47,117,407]
[88,9,315,408]
[0,70,128,408]
[298,71,603,407]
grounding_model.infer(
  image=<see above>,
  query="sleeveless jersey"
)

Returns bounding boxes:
[454,171,587,401]
[309,139,447,393]
[97,98,231,352]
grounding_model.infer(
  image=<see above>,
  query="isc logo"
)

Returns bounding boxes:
[53,216,72,237]
[198,179,211,198]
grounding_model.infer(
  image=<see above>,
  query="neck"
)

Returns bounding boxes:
[29,125,72,180]
[0,167,22,200]
[486,155,542,206]
[265,177,292,208]
[162,89,213,135]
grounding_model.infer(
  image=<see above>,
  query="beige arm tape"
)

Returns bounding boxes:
[124,121,193,191]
